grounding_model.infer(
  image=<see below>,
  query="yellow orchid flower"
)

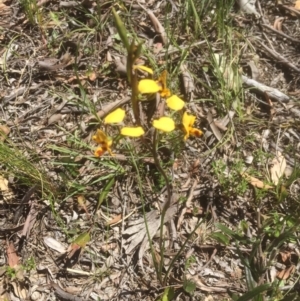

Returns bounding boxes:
[138,79,161,94]
[92,129,113,156]
[121,126,145,137]
[182,112,203,140]
[104,108,125,124]
[157,70,171,98]
[166,95,185,111]
[137,70,171,98]
[153,117,175,132]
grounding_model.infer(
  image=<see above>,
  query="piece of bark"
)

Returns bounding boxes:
[207,110,222,141]
[21,202,38,238]
[242,75,290,102]
[50,282,84,301]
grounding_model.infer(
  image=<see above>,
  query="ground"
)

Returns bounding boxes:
[0,0,300,300]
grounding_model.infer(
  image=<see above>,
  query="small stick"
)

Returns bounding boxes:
[261,23,300,44]
[242,75,290,102]
[256,40,300,73]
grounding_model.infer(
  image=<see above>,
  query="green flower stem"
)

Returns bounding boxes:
[128,41,143,124]
[130,71,140,125]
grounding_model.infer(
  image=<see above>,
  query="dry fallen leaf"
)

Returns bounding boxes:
[241,172,273,189]
[279,251,291,263]
[138,2,168,45]
[48,113,62,125]
[146,10,168,45]
[273,17,284,31]
[11,281,26,299]
[277,265,295,280]
[238,0,260,17]
[0,124,10,141]
[44,236,67,254]
[0,175,8,191]
[87,70,97,81]
[6,241,19,267]
[247,60,260,80]
[295,0,300,9]
[207,110,223,141]
[270,151,286,185]
[107,214,122,226]
[180,64,195,99]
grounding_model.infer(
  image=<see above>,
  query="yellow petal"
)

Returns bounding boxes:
[166,95,185,111]
[121,126,145,137]
[93,129,109,144]
[104,108,125,124]
[182,112,190,134]
[138,79,161,94]
[134,65,154,75]
[153,117,175,132]
[106,139,113,147]
[190,128,203,137]
[182,112,196,128]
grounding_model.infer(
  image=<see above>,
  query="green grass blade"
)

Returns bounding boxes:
[96,177,115,212]
[236,283,270,301]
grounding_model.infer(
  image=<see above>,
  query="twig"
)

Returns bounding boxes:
[202,248,218,269]
[261,24,300,44]
[21,202,38,238]
[256,40,300,73]
[49,282,84,301]
[242,75,290,102]
[278,4,300,17]
[13,185,37,224]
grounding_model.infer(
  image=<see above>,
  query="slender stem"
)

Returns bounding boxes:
[130,70,140,125]
[130,143,160,279]
[151,129,172,285]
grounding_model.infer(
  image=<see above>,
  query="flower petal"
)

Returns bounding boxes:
[190,128,203,137]
[138,79,161,94]
[134,65,154,75]
[182,112,196,128]
[183,132,189,141]
[160,88,171,98]
[156,70,171,97]
[166,95,185,111]
[121,126,145,137]
[93,129,109,144]
[94,146,105,157]
[153,117,175,132]
[104,108,125,124]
